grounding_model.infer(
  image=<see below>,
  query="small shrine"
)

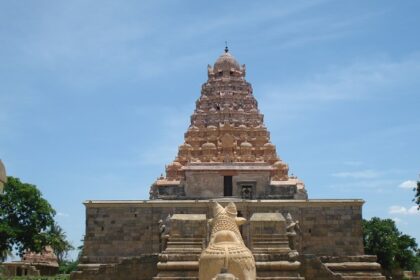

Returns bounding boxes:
[2,246,59,277]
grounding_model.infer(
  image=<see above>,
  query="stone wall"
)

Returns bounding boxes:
[82,199,364,264]
[185,170,224,197]
[184,169,271,198]
[72,255,158,280]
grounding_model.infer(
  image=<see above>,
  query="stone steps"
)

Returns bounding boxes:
[341,277,385,280]
[321,256,386,280]
[257,276,305,280]
[153,277,198,280]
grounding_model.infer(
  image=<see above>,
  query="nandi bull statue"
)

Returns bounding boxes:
[199,202,256,280]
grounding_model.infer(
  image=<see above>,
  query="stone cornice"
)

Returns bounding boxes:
[83,199,365,208]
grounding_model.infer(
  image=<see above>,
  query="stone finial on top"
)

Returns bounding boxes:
[207,48,246,79]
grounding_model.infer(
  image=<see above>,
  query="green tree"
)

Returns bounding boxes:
[47,222,74,263]
[0,176,55,259]
[363,217,419,274]
[58,240,84,274]
[395,234,419,271]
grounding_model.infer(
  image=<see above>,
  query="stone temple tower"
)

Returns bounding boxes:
[72,49,385,280]
[150,48,307,200]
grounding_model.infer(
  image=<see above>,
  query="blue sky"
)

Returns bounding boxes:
[1,1,419,260]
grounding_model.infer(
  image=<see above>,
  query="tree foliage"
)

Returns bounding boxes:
[414,180,420,210]
[0,176,73,263]
[47,222,74,263]
[0,177,55,259]
[363,217,419,273]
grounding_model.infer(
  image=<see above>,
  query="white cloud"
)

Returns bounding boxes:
[399,180,417,189]
[56,212,69,217]
[327,179,397,193]
[391,217,408,225]
[259,52,420,119]
[389,205,419,215]
[331,170,381,179]
[392,217,402,224]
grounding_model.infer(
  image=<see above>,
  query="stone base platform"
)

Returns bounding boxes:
[71,255,158,280]
[81,199,365,264]
[70,199,383,280]
[320,255,385,280]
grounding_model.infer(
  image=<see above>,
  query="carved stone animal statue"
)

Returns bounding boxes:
[199,202,256,280]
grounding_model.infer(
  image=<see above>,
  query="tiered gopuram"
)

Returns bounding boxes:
[150,47,306,201]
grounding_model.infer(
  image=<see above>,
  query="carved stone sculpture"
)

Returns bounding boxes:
[199,202,256,280]
[286,213,300,256]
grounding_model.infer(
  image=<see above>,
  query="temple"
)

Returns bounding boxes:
[71,49,385,280]
[2,246,59,277]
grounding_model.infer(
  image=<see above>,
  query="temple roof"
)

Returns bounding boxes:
[213,51,241,72]
[156,50,292,183]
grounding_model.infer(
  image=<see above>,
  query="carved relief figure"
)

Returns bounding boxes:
[199,202,256,280]
[220,133,236,162]
[286,213,300,257]
[158,214,171,252]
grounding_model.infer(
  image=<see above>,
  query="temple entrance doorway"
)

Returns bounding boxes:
[224,176,233,196]
[16,267,22,276]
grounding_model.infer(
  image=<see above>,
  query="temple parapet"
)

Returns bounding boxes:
[150,162,306,200]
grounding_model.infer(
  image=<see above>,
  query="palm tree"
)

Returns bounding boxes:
[0,248,13,262]
[47,222,74,263]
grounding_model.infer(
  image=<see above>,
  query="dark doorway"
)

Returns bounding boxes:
[224,176,233,196]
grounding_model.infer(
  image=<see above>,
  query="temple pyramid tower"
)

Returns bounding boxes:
[73,48,385,280]
[150,48,307,200]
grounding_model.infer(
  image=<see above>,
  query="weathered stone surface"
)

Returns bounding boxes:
[71,255,158,280]
[1,263,40,277]
[324,262,381,271]
[2,246,59,276]
[154,214,206,280]
[80,199,365,265]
